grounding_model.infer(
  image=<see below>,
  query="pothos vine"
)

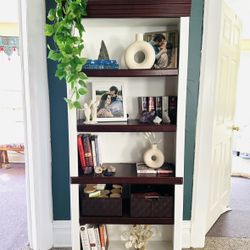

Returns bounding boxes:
[45,0,88,109]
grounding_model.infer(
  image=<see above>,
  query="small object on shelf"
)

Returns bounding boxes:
[124,33,155,69]
[84,184,97,194]
[103,171,113,176]
[101,189,110,195]
[121,225,155,250]
[153,116,162,124]
[98,40,110,60]
[110,193,121,198]
[89,190,101,198]
[112,184,123,189]
[144,143,165,169]
[139,111,155,123]
[83,103,91,123]
[96,184,106,190]
[111,188,122,194]
[94,166,103,174]
[107,165,116,173]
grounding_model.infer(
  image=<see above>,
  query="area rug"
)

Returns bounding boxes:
[0,163,28,250]
[184,236,250,250]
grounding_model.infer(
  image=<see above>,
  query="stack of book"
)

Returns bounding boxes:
[136,162,174,176]
[138,96,177,124]
[77,134,101,175]
[80,224,108,250]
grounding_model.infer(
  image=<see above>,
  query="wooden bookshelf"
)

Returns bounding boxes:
[71,163,183,185]
[77,119,177,133]
[83,69,178,77]
[80,216,174,225]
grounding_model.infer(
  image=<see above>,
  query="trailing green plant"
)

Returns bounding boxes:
[45,0,88,109]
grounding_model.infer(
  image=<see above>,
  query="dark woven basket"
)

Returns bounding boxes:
[130,194,174,218]
[81,197,122,217]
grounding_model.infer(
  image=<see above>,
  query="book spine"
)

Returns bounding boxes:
[169,96,177,124]
[80,225,91,250]
[90,135,97,167]
[77,134,86,170]
[162,96,171,123]
[95,135,101,166]
[94,226,102,250]
[155,96,162,119]
[138,97,147,113]
[147,96,155,112]
[83,134,94,174]
[99,225,105,250]
[87,225,98,250]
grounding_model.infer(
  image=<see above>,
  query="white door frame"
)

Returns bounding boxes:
[19,0,53,249]
[190,0,223,247]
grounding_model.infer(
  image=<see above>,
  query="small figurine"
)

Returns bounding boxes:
[83,102,91,123]
[90,100,99,123]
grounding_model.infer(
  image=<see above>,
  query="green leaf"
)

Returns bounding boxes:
[79,88,87,95]
[48,9,56,21]
[79,72,88,80]
[45,24,54,36]
[73,101,81,109]
[79,80,87,87]
[48,50,61,61]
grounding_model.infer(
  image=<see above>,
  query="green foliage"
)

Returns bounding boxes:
[45,0,88,109]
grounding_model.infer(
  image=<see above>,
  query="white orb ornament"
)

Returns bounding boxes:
[124,33,155,69]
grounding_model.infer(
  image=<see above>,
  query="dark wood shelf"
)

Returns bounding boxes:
[83,69,178,77]
[80,216,174,225]
[71,163,183,185]
[87,0,191,18]
[77,119,176,133]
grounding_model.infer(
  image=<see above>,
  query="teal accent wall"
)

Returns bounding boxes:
[46,0,204,220]
[46,0,71,220]
[183,0,204,220]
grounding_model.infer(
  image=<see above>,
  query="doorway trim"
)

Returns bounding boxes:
[190,0,222,247]
[19,0,53,249]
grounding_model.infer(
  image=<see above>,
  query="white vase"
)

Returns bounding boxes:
[143,143,165,169]
[124,33,155,69]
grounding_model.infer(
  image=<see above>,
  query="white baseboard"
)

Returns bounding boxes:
[53,220,191,248]
[53,221,72,247]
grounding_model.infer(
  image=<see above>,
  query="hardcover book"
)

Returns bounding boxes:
[80,225,91,250]
[77,134,86,170]
[83,134,94,168]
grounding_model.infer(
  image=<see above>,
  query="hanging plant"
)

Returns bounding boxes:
[45,0,88,109]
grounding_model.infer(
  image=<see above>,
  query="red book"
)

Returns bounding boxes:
[83,134,94,168]
[77,134,86,170]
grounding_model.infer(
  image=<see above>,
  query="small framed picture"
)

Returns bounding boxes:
[144,30,179,69]
[92,81,127,122]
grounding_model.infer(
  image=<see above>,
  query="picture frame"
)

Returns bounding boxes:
[143,30,179,69]
[91,81,127,122]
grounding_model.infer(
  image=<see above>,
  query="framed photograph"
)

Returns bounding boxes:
[144,30,179,69]
[92,81,127,122]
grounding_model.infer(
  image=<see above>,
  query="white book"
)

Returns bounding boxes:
[162,96,171,123]
[136,162,157,174]
[80,225,91,250]
[87,225,98,250]
[94,225,102,250]
[91,137,97,167]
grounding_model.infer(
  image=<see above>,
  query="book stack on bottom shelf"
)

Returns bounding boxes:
[80,224,108,250]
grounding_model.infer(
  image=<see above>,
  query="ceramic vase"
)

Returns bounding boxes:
[143,143,164,169]
[124,33,155,69]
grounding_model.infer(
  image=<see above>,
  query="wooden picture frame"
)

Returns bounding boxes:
[144,30,179,69]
